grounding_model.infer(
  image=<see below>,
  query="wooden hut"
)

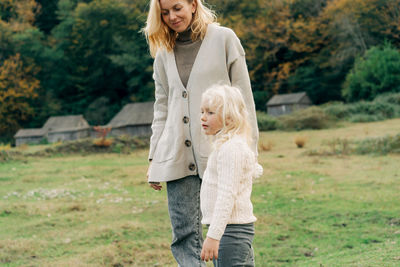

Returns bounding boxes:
[106,102,154,137]
[14,129,46,146]
[267,92,312,117]
[43,115,90,143]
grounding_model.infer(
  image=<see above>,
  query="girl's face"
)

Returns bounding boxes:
[159,0,196,33]
[200,103,223,135]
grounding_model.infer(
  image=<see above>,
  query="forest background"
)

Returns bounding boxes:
[1,0,400,143]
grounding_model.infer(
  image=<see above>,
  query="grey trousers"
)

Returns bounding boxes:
[167,175,206,267]
[213,223,255,267]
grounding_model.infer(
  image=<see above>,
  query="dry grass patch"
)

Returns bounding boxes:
[259,140,274,151]
[294,136,307,148]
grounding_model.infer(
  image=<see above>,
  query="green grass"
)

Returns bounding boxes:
[1,119,400,266]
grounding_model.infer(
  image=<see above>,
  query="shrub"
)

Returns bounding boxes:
[305,134,400,156]
[27,136,149,156]
[322,94,400,122]
[374,93,400,117]
[278,106,333,131]
[256,111,278,131]
[322,102,350,120]
[17,144,29,151]
[0,143,11,151]
[294,136,307,148]
[348,101,396,118]
[0,150,10,162]
[348,114,384,123]
[111,143,124,153]
[259,141,274,151]
[325,138,353,155]
[355,134,400,155]
[39,138,49,145]
[304,138,353,156]
[343,42,400,102]
[374,92,400,105]
[0,150,22,162]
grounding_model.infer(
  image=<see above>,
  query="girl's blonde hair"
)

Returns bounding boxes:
[142,0,217,58]
[201,84,252,149]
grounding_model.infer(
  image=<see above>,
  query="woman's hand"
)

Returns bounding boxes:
[149,182,162,190]
[147,162,162,190]
[201,237,220,262]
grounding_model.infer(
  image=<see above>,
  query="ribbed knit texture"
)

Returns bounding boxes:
[200,135,260,240]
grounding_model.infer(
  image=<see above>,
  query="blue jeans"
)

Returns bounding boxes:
[167,175,205,267]
[212,223,255,267]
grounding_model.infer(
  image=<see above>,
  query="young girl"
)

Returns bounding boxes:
[200,84,262,266]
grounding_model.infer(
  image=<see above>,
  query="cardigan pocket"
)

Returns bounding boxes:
[152,126,175,163]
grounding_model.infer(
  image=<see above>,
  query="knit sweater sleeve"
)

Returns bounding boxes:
[148,53,169,161]
[207,141,246,240]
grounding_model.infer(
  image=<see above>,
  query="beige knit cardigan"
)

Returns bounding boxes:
[148,23,259,182]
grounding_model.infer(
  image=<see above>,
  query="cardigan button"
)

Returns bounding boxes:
[185,140,192,147]
[188,163,196,171]
[183,116,189,124]
[182,90,188,98]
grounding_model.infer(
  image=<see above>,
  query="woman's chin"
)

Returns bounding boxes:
[174,27,186,33]
[172,23,189,33]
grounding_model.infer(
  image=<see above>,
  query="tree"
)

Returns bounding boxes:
[34,0,60,34]
[343,43,400,102]
[0,0,39,31]
[1,0,40,60]
[108,36,154,103]
[213,0,331,104]
[50,0,152,125]
[0,21,15,61]
[209,0,400,106]
[379,0,400,47]
[0,54,40,140]
[0,0,58,130]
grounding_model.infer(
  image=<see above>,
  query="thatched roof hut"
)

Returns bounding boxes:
[43,115,90,143]
[106,102,154,137]
[42,115,89,132]
[14,129,46,146]
[267,92,312,116]
[14,115,91,145]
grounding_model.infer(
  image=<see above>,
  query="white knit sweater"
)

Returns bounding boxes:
[200,135,262,240]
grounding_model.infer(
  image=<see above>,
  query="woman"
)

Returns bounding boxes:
[143,0,259,265]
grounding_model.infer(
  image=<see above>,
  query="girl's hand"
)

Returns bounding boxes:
[201,237,220,262]
[147,162,162,190]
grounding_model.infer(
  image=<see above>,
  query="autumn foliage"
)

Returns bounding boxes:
[93,126,112,147]
[0,54,39,139]
[213,0,400,105]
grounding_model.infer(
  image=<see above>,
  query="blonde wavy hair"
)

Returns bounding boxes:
[201,84,252,149]
[142,0,217,58]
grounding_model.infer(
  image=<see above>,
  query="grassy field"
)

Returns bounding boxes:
[1,119,400,266]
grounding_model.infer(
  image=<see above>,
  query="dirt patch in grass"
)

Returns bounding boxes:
[0,239,45,264]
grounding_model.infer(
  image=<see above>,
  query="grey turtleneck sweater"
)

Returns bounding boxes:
[174,28,202,88]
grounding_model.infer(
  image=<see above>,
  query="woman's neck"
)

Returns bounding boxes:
[176,27,193,43]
